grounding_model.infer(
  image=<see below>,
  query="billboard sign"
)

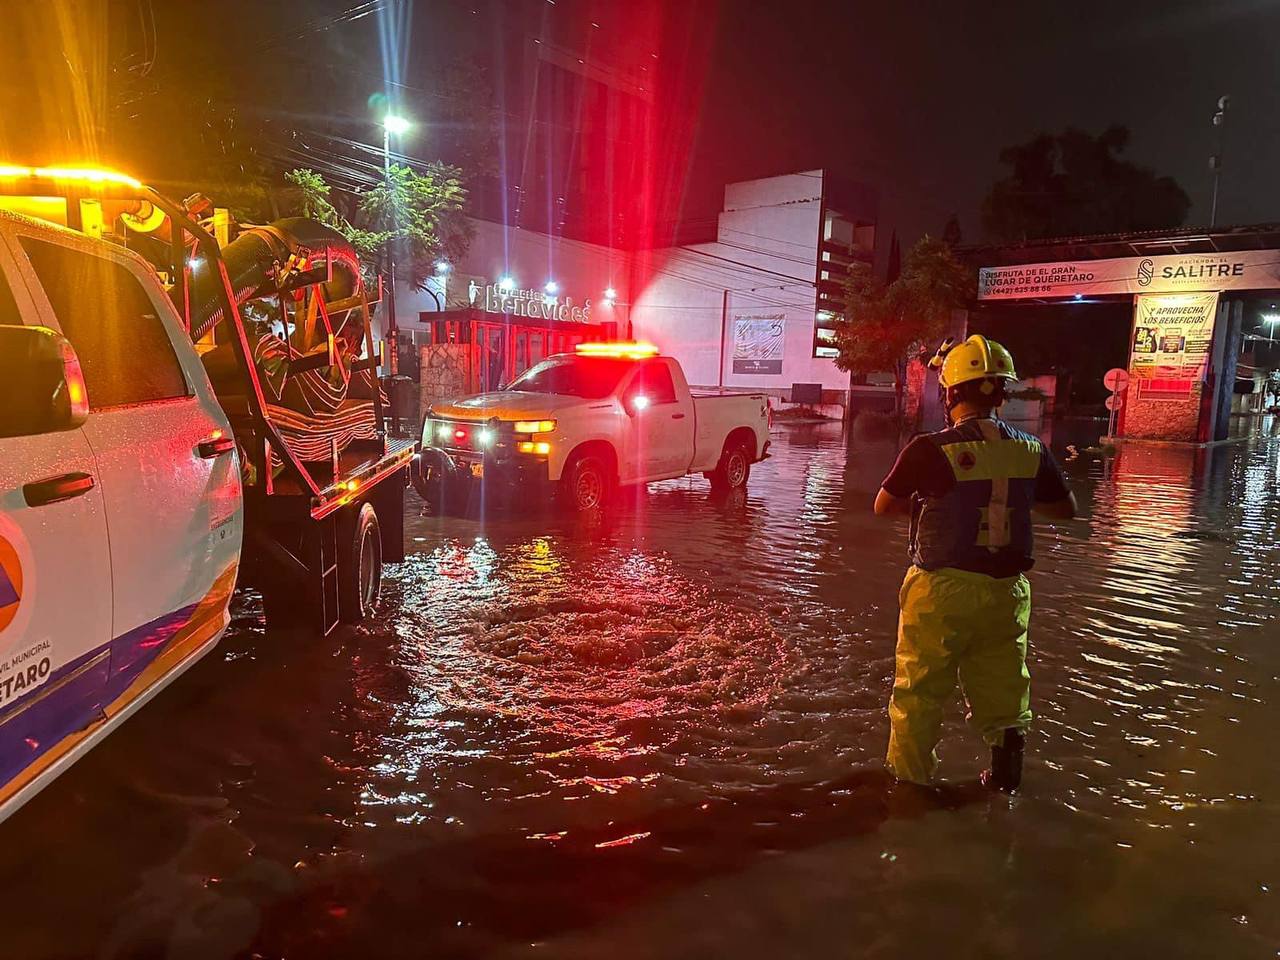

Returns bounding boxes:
[732,314,785,375]
[1128,292,1218,388]
[978,250,1280,301]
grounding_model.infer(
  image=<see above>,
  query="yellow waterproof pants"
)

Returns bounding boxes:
[886,565,1032,784]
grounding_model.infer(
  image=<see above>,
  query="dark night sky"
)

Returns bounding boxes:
[5,0,1280,248]
[686,0,1280,244]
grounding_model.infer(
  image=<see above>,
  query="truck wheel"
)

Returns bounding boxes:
[339,502,382,623]
[561,454,611,512]
[709,440,751,492]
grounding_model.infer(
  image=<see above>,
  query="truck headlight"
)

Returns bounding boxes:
[514,419,556,433]
[437,423,454,441]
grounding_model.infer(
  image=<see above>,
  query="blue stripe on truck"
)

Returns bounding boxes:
[0,601,199,789]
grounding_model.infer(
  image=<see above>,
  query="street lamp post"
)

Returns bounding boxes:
[381,114,410,433]
[1209,95,1229,228]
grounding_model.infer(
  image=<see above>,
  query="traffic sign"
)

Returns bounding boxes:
[1103,368,1130,392]
[1105,394,1124,411]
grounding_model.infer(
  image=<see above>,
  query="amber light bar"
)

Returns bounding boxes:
[575,341,660,359]
[0,164,143,190]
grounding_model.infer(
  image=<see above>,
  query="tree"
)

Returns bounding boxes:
[833,236,973,417]
[284,163,472,290]
[941,214,963,248]
[982,126,1190,243]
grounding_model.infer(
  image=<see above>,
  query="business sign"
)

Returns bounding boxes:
[466,278,593,323]
[1129,292,1217,387]
[977,250,1280,301]
[732,314,785,375]
[1121,292,1219,442]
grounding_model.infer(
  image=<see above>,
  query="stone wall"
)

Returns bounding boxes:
[419,344,473,419]
[1121,383,1205,441]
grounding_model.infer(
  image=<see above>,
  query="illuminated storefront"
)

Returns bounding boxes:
[416,302,619,392]
[395,218,628,398]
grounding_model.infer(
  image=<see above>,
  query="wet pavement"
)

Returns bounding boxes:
[7,416,1280,959]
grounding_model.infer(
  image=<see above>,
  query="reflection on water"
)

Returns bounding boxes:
[4,416,1280,958]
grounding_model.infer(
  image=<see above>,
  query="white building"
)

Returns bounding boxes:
[393,170,876,409]
[630,170,876,407]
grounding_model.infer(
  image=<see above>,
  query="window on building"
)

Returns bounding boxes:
[20,238,188,408]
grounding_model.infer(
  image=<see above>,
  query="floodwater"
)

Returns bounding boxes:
[7,416,1280,960]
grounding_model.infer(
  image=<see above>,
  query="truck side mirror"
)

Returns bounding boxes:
[623,393,651,417]
[0,326,90,439]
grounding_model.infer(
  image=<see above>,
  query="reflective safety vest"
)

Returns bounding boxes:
[909,417,1045,576]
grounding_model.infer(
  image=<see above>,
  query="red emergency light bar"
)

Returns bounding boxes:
[575,341,660,359]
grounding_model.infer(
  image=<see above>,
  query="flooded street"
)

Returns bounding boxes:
[7,418,1280,959]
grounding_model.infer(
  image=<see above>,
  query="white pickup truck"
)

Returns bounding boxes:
[0,166,411,823]
[416,343,772,511]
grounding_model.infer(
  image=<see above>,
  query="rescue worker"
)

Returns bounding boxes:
[873,335,1076,792]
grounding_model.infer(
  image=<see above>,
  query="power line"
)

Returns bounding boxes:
[719,225,821,252]
[666,246,814,286]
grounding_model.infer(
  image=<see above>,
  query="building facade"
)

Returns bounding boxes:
[395,217,629,398]
[393,169,877,411]
[629,170,875,405]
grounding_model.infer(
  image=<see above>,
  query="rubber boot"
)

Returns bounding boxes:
[980,728,1025,793]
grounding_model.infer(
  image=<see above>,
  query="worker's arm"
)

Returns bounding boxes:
[1033,446,1078,521]
[1033,491,1078,520]
[874,438,933,518]
[874,487,913,517]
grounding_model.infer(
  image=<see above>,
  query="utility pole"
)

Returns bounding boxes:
[381,114,410,432]
[1210,95,1230,227]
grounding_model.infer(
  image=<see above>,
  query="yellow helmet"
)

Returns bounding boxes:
[934,334,1017,389]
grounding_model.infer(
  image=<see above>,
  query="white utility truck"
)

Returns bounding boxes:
[415,342,772,511]
[0,166,413,822]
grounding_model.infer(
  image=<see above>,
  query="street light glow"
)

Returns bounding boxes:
[435,260,451,274]
[544,280,559,294]
[382,115,411,136]
[499,276,516,292]
[604,287,617,300]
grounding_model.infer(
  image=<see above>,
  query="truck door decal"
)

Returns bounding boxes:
[0,537,19,632]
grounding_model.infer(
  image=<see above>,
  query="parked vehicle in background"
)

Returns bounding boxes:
[415,342,771,512]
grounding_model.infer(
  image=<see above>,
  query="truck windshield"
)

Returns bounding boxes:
[504,356,629,399]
